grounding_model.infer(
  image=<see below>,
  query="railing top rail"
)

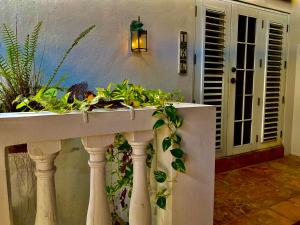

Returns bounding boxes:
[0,103,214,147]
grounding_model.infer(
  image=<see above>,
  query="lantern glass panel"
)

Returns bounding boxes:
[139,31,147,51]
[131,31,139,51]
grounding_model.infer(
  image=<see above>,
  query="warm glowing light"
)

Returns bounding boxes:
[130,17,147,52]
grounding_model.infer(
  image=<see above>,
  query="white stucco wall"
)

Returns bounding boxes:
[0,0,195,101]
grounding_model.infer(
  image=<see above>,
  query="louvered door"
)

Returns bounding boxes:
[197,0,288,156]
[202,9,226,151]
[263,23,284,142]
[259,12,288,148]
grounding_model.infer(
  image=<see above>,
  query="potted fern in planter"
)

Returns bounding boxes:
[0,22,95,113]
[0,21,95,152]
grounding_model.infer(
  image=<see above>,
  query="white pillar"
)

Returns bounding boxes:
[126,131,152,225]
[81,134,115,225]
[0,146,13,225]
[28,141,61,225]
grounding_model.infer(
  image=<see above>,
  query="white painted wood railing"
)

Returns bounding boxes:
[0,103,216,225]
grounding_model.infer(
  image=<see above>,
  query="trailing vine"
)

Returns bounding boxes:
[106,134,133,224]
[105,104,185,225]
[152,104,185,209]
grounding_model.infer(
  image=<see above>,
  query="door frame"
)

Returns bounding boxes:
[227,4,262,155]
[195,0,289,157]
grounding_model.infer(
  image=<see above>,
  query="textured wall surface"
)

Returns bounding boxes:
[0,0,195,101]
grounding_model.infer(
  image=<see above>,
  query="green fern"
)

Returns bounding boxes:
[0,22,95,112]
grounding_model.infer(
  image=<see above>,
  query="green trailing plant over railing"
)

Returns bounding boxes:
[105,105,185,224]
[0,21,95,112]
[152,104,185,209]
[16,80,186,224]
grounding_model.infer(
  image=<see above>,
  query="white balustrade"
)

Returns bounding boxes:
[126,131,153,225]
[81,135,115,225]
[27,140,61,225]
[0,103,216,225]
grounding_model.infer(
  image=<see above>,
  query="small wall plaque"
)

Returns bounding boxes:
[178,31,187,75]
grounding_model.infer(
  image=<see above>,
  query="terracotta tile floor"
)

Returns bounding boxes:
[214,156,300,225]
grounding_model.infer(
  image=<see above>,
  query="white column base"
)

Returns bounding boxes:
[126,131,153,225]
[28,141,61,225]
[82,135,114,225]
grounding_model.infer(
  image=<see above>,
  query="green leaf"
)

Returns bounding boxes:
[170,148,184,158]
[156,196,167,209]
[43,88,58,98]
[165,105,177,121]
[171,159,186,173]
[174,116,183,128]
[16,98,29,109]
[171,133,182,145]
[152,109,163,117]
[61,92,71,105]
[162,137,172,151]
[154,170,167,183]
[153,119,165,130]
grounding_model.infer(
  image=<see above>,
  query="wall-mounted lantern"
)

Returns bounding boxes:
[130,16,147,52]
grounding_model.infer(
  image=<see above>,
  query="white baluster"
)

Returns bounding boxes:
[81,134,115,225]
[126,131,152,225]
[28,140,61,225]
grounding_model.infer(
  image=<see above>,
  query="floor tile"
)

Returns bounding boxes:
[249,209,293,225]
[271,201,300,222]
[214,156,300,225]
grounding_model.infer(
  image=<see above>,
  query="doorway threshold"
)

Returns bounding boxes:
[215,145,284,173]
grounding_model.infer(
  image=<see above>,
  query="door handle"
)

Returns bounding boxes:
[231,77,236,84]
[231,67,237,73]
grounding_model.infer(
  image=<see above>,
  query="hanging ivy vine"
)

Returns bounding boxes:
[152,104,186,209]
[106,104,186,224]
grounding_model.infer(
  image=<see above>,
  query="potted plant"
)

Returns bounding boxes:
[0,21,95,152]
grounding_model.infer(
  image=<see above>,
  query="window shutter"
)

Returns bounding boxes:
[263,23,284,142]
[203,9,226,150]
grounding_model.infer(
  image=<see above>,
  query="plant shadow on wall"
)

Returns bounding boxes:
[17,79,186,224]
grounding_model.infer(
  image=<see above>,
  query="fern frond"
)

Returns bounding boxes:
[22,35,30,71]
[0,82,15,111]
[45,24,96,89]
[28,21,42,73]
[0,55,16,93]
[2,24,21,76]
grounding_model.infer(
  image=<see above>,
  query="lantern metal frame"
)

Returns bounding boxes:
[130,16,148,52]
